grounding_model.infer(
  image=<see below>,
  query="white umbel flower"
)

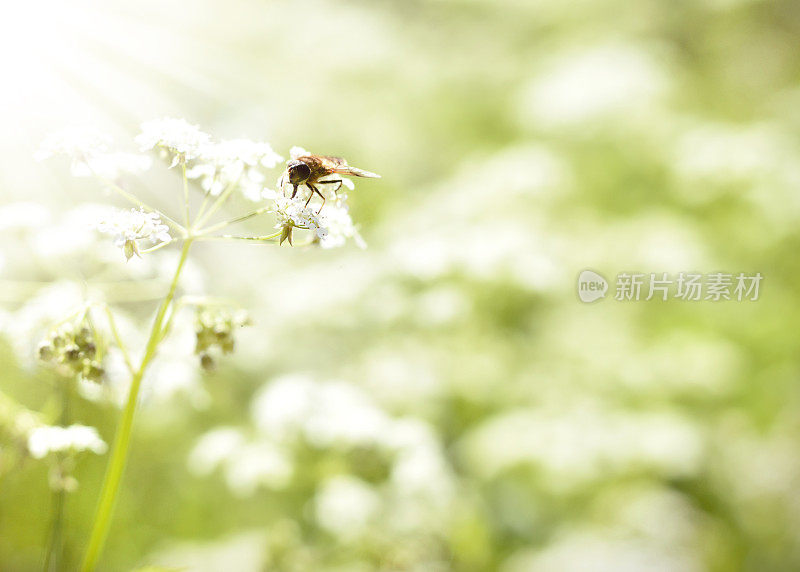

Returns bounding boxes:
[314,475,380,539]
[80,152,152,179]
[96,207,171,260]
[35,127,110,164]
[136,118,211,167]
[35,128,151,179]
[272,196,327,238]
[186,138,283,200]
[319,202,366,249]
[28,424,108,458]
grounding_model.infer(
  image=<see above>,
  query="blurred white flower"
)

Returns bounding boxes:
[144,530,268,572]
[136,117,211,167]
[188,428,293,496]
[35,127,151,178]
[460,406,703,489]
[223,442,293,496]
[0,202,52,232]
[186,138,282,200]
[672,121,792,185]
[251,375,392,448]
[79,151,152,179]
[318,202,365,249]
[188,427,247,475]
[413,286,469,326]
[96,207,171,260]
[503,529,700,572]
[289,146,311,159]
[519,43,668,127]
[27,424,107,458]
[35,127,110,168]
[313,475,380,539]
[35,127,102,176]
[29,204,114,262]
[214,138,283,169]
[503,487,702,571]
[386,419,456,528]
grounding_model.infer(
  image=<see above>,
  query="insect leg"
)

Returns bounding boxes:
[318,179,343,193]
[291,184,299,199]
[314,187,326,214]
[304,183,316,207]
[304,183,328,213]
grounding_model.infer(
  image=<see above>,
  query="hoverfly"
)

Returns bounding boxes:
[279,153,380,213]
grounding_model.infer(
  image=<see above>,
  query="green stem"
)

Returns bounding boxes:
[104,306,134,375]
[43,382,70,572]
[80,239,193,572]
[197,206,271,235]
[194,190,213,222]
[181,160,190,226]
[42,483,65,572]
[194,231,282,243]
[192,177,240,230]
[139,239,175,254]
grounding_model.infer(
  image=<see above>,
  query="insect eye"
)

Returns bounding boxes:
[288,162,310,183]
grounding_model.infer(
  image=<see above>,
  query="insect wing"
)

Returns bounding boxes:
[332,165,381,178]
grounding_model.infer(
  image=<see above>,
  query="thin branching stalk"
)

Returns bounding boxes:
[194,231,282,243]
[181,159,190,226]
[197,205,271,235]
[139,240,175,254]
[103,306,134,375]
[192,177,241,230]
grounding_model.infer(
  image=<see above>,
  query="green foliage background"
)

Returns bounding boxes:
[1,0,800,570]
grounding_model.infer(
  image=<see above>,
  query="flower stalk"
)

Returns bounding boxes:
[80,238,192,572]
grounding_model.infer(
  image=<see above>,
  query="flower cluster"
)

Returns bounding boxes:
[38,320,105,383]
[271,195,364,249]
[34,127,151,179]
[137,118,283,201]
[36,119,371,250]
[186,138,283,201]
[27,424,107,459]
[28,424,108,491]
[96,207,171,260]
[272,196,327,246]
[316,200,366,250]
[194,307,251,371]
[34,127,110,165]
[190,374,456,509]
[135,118,211,166]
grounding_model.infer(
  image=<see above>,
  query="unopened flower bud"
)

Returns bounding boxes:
[38,342,54,361]
[199,353,216,372]
[123,239,139,261]
[64,345,81,362]
[279,223,294,246]
[83,341,97,358]
[85,364,105,383]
